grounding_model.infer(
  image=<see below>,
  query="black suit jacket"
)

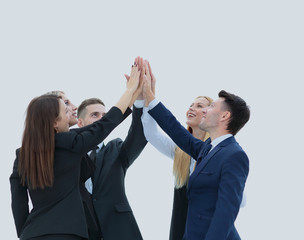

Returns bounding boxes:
[10,107,124,240]
[79,108,132,237]
[82,106,147,240]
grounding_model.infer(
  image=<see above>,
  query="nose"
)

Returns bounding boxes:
[72,104,77,111]
[202,107,208,113]
[189,105,194,111]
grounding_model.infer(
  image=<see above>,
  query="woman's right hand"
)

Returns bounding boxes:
[126,64,140,94]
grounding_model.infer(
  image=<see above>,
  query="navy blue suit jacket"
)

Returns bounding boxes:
[149,102,249,240]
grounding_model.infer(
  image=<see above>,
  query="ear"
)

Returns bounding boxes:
[221,111,231,122]
[53,121,59,133]
[77,118,84,128]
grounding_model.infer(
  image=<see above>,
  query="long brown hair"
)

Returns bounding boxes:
[173,96,213,188]
[19,95,60,190]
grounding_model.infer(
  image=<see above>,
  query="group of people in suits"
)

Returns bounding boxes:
[10,56,250,240]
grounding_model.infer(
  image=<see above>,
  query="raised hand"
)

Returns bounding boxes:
[142,61,155,107]
[125,57,145,100]
[126,64,140,94]
[146,60,156,96]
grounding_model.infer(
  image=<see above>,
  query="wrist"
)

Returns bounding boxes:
[125,88,134,95]
[146,91,155,103]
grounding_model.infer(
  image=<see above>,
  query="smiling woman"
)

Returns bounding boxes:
[9,64,141,240]
[45,91,79,127]
[142,95,212,240]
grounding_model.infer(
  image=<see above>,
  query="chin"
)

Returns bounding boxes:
[186,119,196,127]
[71,120,78,126]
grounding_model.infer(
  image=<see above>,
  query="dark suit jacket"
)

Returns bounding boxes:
[169,186,188,240]
[79,108,133,237]
[149,102,249,240]
[82,106,147,240]
[10,107,124,240]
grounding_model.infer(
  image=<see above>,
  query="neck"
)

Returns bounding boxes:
[208,123,231,141]
[209,129,230,141]
[192,127,206,140]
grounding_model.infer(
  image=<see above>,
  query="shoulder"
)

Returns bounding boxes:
[105,138,123,149]
[55,131,77,149]
[15,148,21,155]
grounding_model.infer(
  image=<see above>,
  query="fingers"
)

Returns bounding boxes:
[131,64,140,77]
[124,74,130,81]
[134,56,145,71]
[142,78,147,98]
[144,60,150,79]
[147,61,153,78]
[151,73,156,94]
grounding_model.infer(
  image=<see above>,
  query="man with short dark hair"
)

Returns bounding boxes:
[77,97,147,240]
[143,60,250,240]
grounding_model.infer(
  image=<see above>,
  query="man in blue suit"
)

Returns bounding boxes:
[142,62,250,239]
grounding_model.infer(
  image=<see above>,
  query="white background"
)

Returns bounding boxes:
[1,1,303,239]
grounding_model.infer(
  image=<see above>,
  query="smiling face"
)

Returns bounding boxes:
[78,103,107,127]
[54,99,71,133]
[59,93,78,127]
[199,97,228,134]
[186,97,210,129]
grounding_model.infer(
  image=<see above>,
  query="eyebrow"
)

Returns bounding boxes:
[90,112,100,115]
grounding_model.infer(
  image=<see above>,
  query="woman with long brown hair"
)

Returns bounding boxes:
[10,65,141,240]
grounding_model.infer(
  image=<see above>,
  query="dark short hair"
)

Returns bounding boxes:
[77,98,105,118]
[218,90,250,135]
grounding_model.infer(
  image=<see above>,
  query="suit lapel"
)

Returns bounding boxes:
[187,147,221,191]
[187,136,236,193]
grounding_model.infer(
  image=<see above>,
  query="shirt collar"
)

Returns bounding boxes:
[210,134,232,150]
[96,142,104,152]
[88,142,104,155]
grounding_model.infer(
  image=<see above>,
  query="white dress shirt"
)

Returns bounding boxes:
[141,99,197,175]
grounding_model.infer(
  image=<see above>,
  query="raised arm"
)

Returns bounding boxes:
[141,107,176,159]
[56,64,141,155]
[142,60,204,159]
[115,64,140,113]
[119,105,148,169]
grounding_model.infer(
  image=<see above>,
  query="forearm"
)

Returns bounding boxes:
[115,89,134,114]
[121,106,148,167]
[148,101,204,159]
[142,107,176,159]
[56,106,124,155]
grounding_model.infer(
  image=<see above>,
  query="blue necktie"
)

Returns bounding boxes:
[196,143,212,166]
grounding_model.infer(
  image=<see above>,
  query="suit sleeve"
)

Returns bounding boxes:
[205,151,249,240]
[9,149,29,237]
[148,102,204,159]
[120,106,147,169]
[72,107,132,134]
[56,106,126,156]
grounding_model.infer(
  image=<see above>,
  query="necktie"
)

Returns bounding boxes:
[196,143,212,167]
[89,146,99,164]
[86,146,99,193]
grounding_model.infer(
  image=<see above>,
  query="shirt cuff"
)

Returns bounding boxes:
[147,98,159,110]
[134,100,145,108]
